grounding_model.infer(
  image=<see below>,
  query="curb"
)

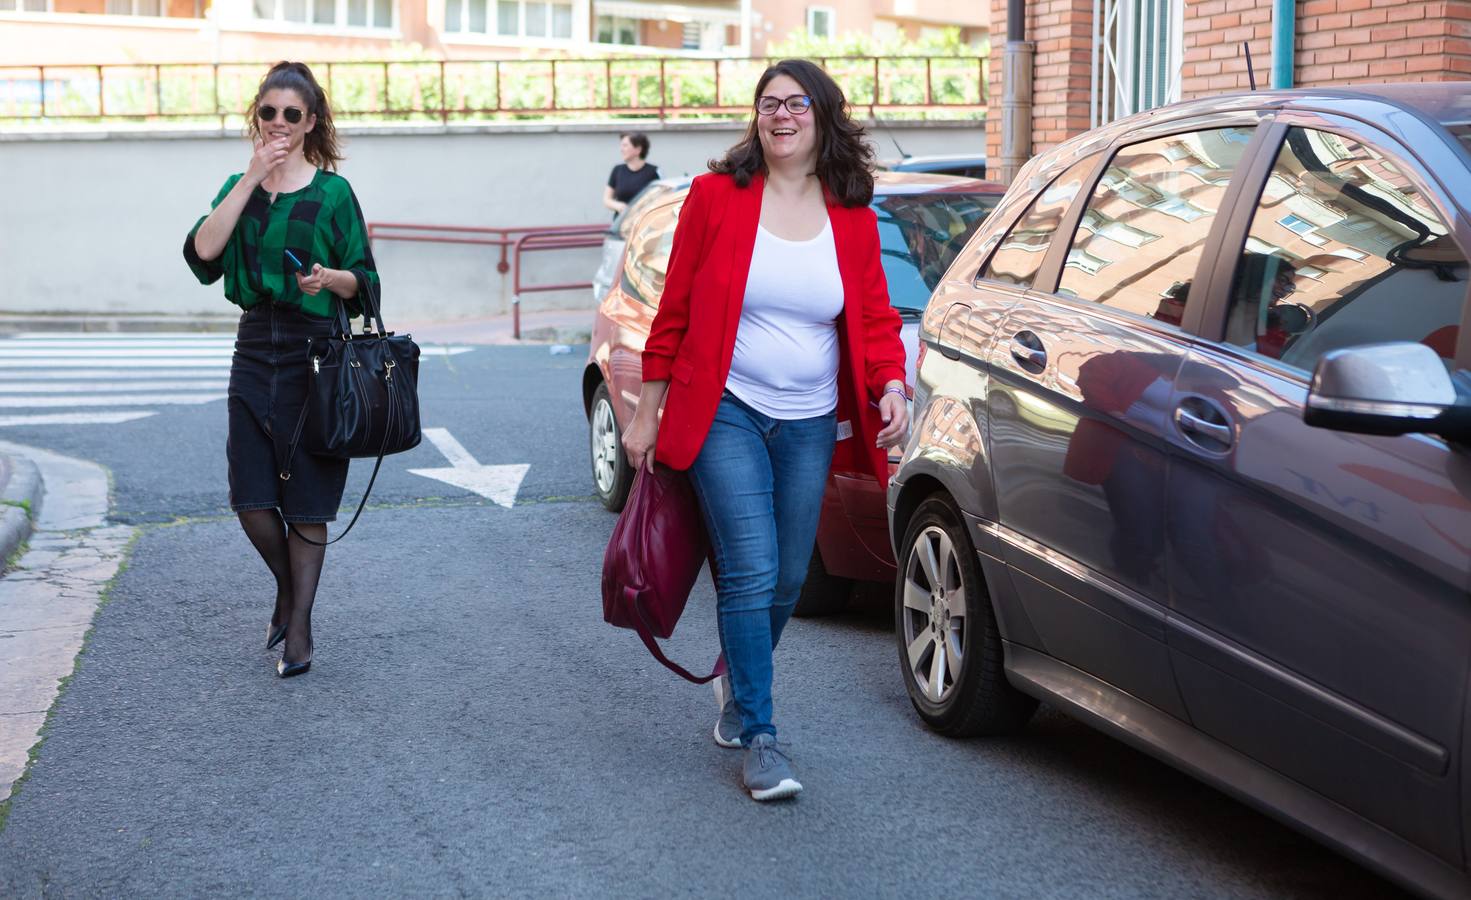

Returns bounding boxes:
[0,453,43,567]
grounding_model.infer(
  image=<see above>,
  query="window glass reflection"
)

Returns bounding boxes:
[873,191,999,312]
[979,154,1099,289]
[1058,127,1255,327]
[621,201,681,307]
[1226,127,1465,371]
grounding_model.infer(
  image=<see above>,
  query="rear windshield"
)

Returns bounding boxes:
[872,191,1000,313]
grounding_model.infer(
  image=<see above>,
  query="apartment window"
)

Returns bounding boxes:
[0,0,48,10]
[253,0,391,26]
[446,0,571,37]
[596,14,637,44]
[681,21,701,49]
[105,0,162,13]
[1092,0,1184,126]
[807,6,834,38]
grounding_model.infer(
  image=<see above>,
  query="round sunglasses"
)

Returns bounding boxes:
[257,105,306,124]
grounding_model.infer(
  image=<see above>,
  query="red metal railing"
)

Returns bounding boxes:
[0,55,987,124]
[366,221,606,338]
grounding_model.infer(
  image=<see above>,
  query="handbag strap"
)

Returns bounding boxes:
[285,368,401,547]
[626,585,726,683]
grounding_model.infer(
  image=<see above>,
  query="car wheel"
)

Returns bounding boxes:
[793,548,852,618]
[896,495,1037,736]
[589,382,634,512]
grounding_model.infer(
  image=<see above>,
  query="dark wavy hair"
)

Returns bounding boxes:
[709,58,874,207]
[246,61,343,172]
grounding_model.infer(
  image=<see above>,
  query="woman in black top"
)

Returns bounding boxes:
[602,131,659,216]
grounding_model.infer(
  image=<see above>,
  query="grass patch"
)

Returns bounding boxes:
[0,499,32,517]
[0,527,141,836]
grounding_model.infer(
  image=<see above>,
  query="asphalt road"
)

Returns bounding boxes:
[0,340,1410,898]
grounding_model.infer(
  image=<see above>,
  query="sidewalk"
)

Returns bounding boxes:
[0,451,42,570]
[0,308,594,345]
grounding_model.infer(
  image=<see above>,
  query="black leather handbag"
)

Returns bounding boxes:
[281,273,422,544]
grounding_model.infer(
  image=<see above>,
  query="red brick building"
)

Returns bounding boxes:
[987,0,1471,175]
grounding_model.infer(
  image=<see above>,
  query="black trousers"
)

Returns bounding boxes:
[227,303,349,523]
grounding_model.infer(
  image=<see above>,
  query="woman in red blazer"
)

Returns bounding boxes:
[622,59,908,802]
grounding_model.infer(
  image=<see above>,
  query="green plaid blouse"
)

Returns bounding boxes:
[184,170,378,319]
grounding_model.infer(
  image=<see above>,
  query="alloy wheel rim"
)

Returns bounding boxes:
[901,525,968,703]
[591,397,619,494]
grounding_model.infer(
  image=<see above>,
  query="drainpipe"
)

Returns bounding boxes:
[998,0,1034,185]
[1271,0,1295,89]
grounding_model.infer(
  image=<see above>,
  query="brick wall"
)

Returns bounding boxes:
[990,0,1471,181]
[986,0,1094,165]
[1183,0,1471,98]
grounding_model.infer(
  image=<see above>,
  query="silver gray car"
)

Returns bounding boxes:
[889,84,1471,898]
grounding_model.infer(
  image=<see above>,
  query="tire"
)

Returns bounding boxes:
[895,495,1037,736]
[588,382,634,512]
[793,547,852,618]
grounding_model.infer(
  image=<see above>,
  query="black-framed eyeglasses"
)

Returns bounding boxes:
[756,94,812,116]
[258,105,305,124]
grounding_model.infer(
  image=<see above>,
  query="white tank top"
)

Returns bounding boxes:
[725,220,844,420]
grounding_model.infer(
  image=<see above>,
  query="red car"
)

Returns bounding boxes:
[583,172,1003,615]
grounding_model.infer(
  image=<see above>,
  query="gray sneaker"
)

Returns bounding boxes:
[713,675,741,749]
[743,733,802,801]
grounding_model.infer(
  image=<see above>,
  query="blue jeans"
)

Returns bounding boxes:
[687,392,836,745]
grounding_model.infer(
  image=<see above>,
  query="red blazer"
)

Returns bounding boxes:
[642,172,907,486]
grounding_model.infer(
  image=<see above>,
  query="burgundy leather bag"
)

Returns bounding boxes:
[601,461,725,683]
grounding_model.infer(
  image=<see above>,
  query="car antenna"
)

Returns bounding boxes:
[872,114,909,159]
[1244,41,1258,90]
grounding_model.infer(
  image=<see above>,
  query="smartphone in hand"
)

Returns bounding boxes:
[284,249,310,276]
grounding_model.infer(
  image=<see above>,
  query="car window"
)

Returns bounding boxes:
[977,154,1098,288]
[614,184,671,240]
[620,199,682,307]
[872,191,1000,314]
[1224,127,1466,372]
[1056,127,1256,327]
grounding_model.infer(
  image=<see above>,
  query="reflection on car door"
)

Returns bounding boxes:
[609,198,682,417]
[988,126,1257,718]
[1166,122,1471,864]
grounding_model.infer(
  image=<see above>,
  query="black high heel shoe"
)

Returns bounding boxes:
[266,622,288,650]
[277,641,314,679]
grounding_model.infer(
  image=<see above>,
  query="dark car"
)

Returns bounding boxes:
[878,153,987,180]
[889,84,1471,898]
[584,172,1004,614]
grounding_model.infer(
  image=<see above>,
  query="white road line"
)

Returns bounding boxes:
[0,394,227,408]
[0,381,230,393]
[0,349,234,358]
[1,340,236,350]
[0,369,229,380]
[0,412,156,427]
[0,359,231,369]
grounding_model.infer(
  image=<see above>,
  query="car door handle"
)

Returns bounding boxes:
[1174,400,1234,449]
[1009,331,1047,369]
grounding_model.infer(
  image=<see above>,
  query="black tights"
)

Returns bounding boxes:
[237,509,326,664]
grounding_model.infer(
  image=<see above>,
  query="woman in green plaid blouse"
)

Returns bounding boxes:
[184,61,378,679]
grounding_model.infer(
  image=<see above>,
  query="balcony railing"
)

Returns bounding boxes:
[0,55,988,125]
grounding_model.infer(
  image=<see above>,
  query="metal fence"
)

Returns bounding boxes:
[0,55,987,125]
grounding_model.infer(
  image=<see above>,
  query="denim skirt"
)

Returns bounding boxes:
[227,302,349,523]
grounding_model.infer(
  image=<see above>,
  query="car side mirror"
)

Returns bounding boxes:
[1304,342,1471,442]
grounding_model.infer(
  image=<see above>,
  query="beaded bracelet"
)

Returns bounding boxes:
[883,386,908,401]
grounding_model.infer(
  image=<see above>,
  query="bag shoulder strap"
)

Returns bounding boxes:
[626,585,726,684]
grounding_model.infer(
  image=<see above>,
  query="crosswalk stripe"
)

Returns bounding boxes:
[0,412,156,427]
[0,349,234,358]
[0,359,231,369]
[0,381,230,394]
[0,340,236,350]
[0,369,229,380]
[0,394,228,408]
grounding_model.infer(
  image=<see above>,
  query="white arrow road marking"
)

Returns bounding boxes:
[419,346,477,357]
[0,393,227,408]
[408,427,528,509]
[0,412,156,427]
